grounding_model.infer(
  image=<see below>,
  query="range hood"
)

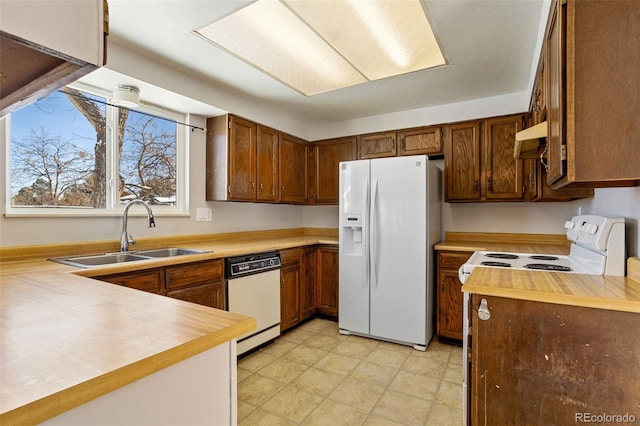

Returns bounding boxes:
[514,121,547,159]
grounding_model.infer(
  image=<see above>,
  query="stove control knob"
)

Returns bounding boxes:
[478,298,491,321]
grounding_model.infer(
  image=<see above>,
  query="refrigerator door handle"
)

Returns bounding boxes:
[363,179,370,288]
[371,178,379,290]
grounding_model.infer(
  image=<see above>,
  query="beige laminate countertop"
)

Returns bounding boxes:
[437,232,640,314]
[0,230,338,425]
[461,261,640,313]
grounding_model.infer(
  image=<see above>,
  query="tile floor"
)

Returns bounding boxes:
[237,318,463,425]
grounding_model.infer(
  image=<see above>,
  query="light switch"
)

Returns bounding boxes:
[196,208,212,222]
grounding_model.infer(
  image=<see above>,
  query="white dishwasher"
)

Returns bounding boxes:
[225,252,281,356]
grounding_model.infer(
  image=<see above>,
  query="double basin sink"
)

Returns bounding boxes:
[50,247,211,268]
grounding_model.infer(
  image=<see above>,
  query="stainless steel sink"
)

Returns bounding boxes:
[50,253,151,268]
[135,247,210,258]
[49,247,211,268]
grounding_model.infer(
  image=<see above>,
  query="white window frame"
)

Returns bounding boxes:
[3,83,189,217]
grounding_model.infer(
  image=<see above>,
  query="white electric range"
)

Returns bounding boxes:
[459,214,627,284]
[459,214,626,426]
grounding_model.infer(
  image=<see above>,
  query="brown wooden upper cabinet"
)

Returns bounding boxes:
[445,114,525,202]
[398,126,443,157]
[524,50,592,202]
[483,115,525,201]
[309,137,357,205]
[444,120,482,201]
[543,0,640,188]
[279,133,308,204]
[206,114,307,204]
[228,116,257,201]
[357,131,397,159]
[256,125,280,202]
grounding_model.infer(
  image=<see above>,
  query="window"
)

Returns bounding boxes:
[5,85,187,215]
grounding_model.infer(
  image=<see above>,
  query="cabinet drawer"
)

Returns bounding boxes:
[97,268,164,293]
[279,247,301,266]
[438,252,472,269]
[166,259,223,290]
[166,282,225,310]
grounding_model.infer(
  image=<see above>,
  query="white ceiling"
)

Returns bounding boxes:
[86,0,548,125]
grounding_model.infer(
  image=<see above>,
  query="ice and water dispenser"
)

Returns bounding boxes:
[341,213,364,255]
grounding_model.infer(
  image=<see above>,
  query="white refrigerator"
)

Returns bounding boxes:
[338,155,441,350]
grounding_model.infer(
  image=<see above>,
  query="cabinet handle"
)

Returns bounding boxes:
[401,138,405,151]
[478,298,491,321]
[259,182,263,192]
[474,179,479,192]
[441,279,445,291]
[281,185,285,193]
[488,178,492,192]
[251,181,255,189]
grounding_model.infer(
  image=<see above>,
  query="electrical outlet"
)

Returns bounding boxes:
[196,208,212,222]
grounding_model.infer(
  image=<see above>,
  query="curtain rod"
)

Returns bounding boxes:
[60,89,206,133]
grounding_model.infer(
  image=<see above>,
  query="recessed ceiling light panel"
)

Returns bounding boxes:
[194,0,446,96]
[284,0,446,81]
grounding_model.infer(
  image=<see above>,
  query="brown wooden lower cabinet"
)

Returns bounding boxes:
[300,246,317,320]
[279,244,338,331]
[96,267,165,294]
[95,246,340,334]
[166,282,225,309]
[94,259,225,310]
[436,251,471,341]
[316,246,339,317]
[470,294,640,424]
[280,247,302,331]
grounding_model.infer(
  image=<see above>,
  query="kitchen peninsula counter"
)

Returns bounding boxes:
[0,228,338,425]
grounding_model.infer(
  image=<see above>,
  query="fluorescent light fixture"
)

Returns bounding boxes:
[194,0,446,96]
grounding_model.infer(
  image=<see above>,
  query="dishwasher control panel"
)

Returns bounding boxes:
[225,251,281,278]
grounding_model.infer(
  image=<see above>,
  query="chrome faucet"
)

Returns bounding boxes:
[120,199,156,252]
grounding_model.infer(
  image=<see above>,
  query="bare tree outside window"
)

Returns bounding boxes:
[120,109,177,205]
[9,88,178,209]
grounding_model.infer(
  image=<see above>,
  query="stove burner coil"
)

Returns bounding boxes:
[485,253,519,259]
[524,263,572,272]
[481,261,512,267]
[529,255,560,261]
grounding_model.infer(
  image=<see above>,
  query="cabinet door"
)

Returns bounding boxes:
[310,137,357,204]
[280,263,300,331]
[357,131,397,159]
[300,246,317,320]
[166,282,225,310]
[228,116,257,200]
[166,259,224,290]
[483,115,524,201]
[256,125,279,202]
[471,294,640,424]
[316,246,338,317]
[526,159,593,202]
[444,121,482,201]
[279,133,308,204]
[545,0,565,184]
[436,252,470,341]
[96,268,164,294]
[398,126,443,156]
[437,269,464,340]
